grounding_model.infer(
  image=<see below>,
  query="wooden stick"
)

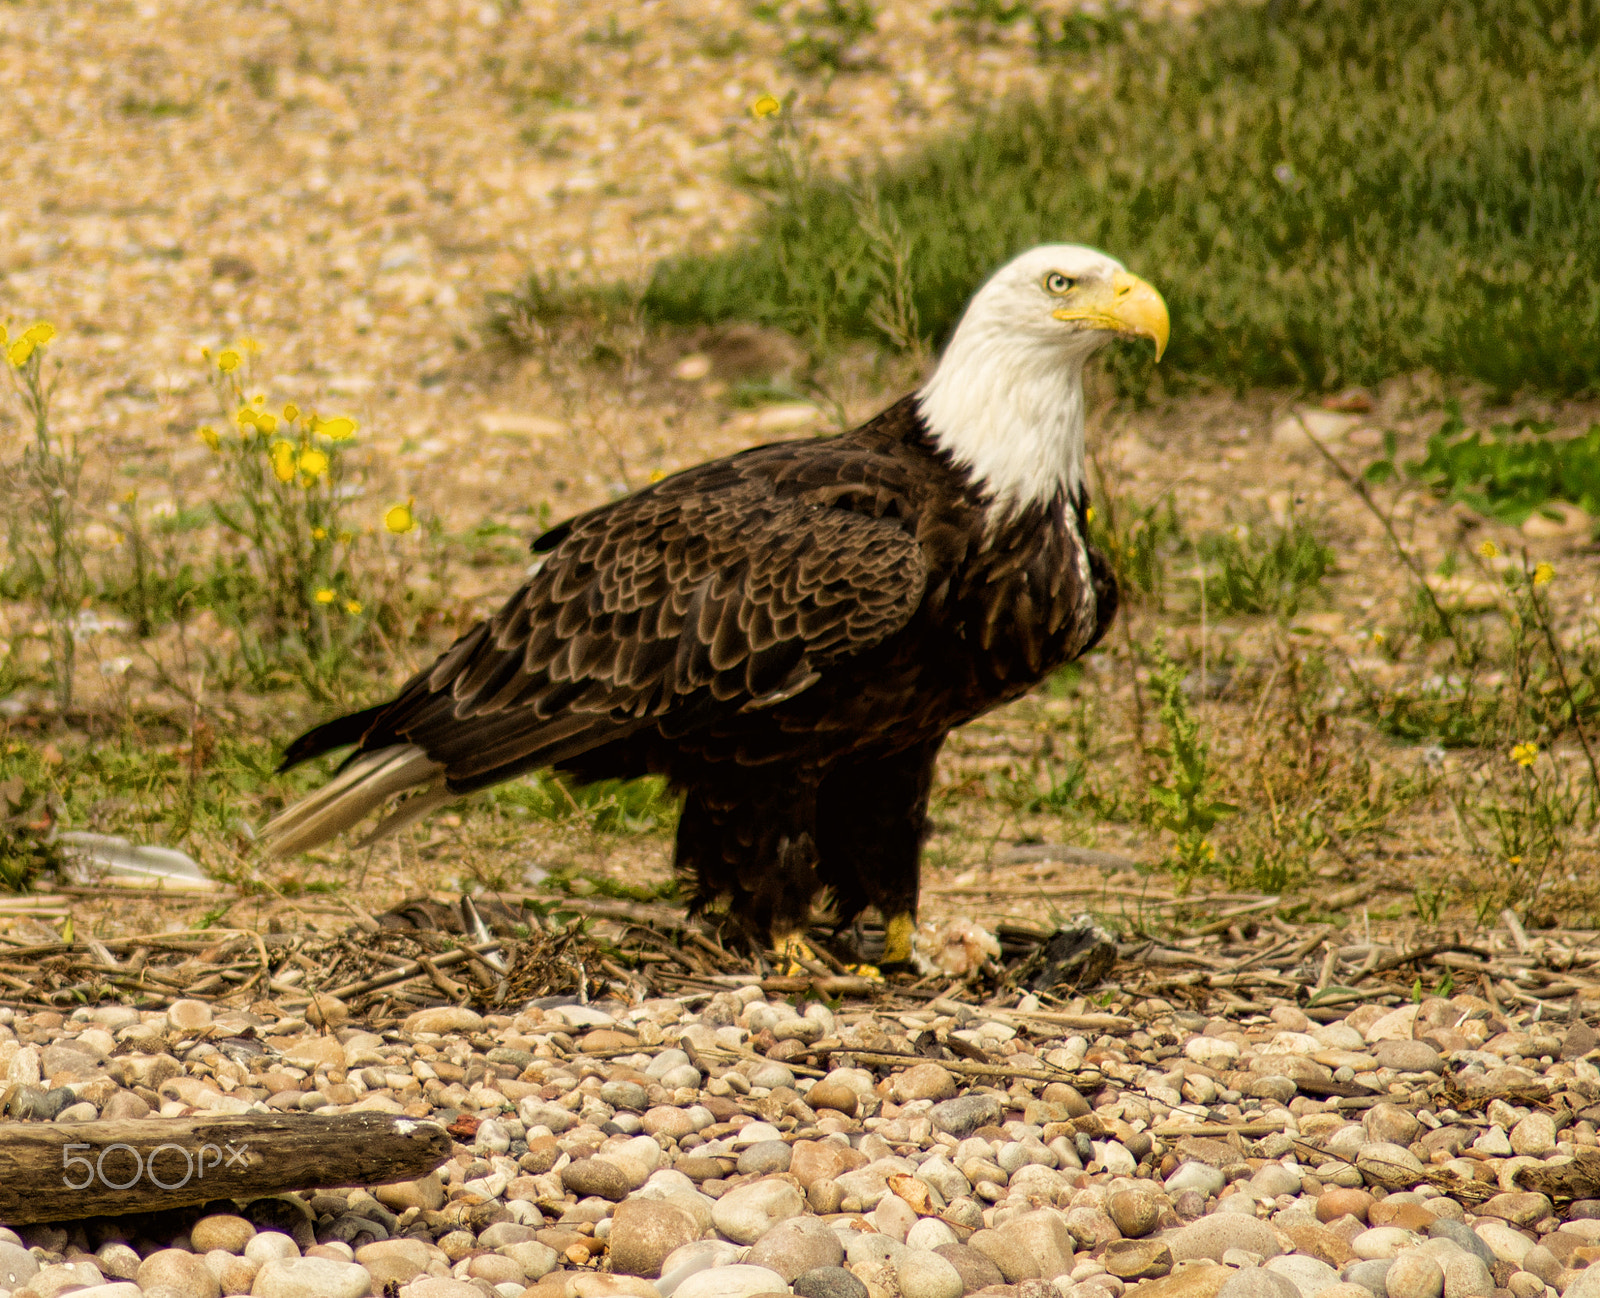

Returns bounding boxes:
[0,1113,450,1224]
[839,1049,1095,1086]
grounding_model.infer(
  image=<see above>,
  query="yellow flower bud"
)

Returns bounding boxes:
[298,448,330,478]
[311,526,328,541]
[316,415,357,440]
[217,349,241,373]
[198,426,220,451]
[269,440,296,483]
[314,588,336,604]
[7,339,35,367]
[1478,539,1499,560]
[1533,562,1555,586]
[283,403,300,423]
[751,93,781,118]
[384,499,416,534]
[344,599,363,615]
[1510,741,1539,767]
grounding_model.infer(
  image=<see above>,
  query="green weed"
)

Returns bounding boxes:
[1197,513,1335,620]
[1391,405,1600,530]
[755,0,878,75]
[641,0,1600,395]
[1145,640,1237,886]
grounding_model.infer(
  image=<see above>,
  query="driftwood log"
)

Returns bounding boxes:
[0,1112,451,1224]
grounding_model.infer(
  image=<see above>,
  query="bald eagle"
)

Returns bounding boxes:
[263,245,1168,965]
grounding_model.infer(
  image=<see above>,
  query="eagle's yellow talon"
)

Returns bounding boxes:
[776,933,821,976]
[883,913,915,966]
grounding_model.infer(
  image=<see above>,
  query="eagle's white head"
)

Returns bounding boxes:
[917,244,1169,514]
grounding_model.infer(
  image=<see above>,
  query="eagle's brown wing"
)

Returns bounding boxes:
[312,444,927,789]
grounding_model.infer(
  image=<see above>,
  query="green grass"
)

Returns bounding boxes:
[640,0,1600,395]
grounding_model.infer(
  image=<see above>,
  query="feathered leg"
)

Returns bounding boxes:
[816,737,943,969]
[674,771,822,949]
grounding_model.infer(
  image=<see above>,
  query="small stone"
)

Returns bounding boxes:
[894,1246,964,1298]
[373,1174,445,1214]
[641,1106,697,1140]
[1438,1251,1494,1298]
[1264,1254,1341,1298]
[1216,1269,1302,1298]
[995,1209,1076,1281]
[95,1243,140,1282]
[1510,1113,1557,1158]
[1372,1040,1443,1073]
[806,1081,859,1116]
[1476,1193,1554,1229]
[1367,1202,1434,1233]
[244,1233,301,1267]
[1167,1160,1227,1197]
[1344,1258,1395,1297]
[601,1080,649,1110]
[1352,1228,1416,1260]
[737,1139,792,1177]
[403,1006,484,1035]
[1426,1220,1497,1269]
[672,1263,791,1298]
[1121,1262,1232,1298]
[32,1260,107,1298]
[1563,1022,1599,1060]
[746,1216,845,1281]
[166,998,215,1032]
[1109,1186,1162,1238]
[793,1265,870,1298]
[711,1175,805,1245]
[1364,1104,1421,1147]
[1105,1238,1174,1279]
[610,1198,701,1277]
[894,1064,958,1103]
[190,1214,255,1255]
[101,1090,152,1120]
[137,1249,219,1298]
[930,1092,1003,1138]
[1171,1215,1283,1264]
[562,1158,632,1201]
[1384,1250,1444,1298]
[1354,1142,1426,1187]
[969,1228,1041,1282]
[933,1243,1004,1293]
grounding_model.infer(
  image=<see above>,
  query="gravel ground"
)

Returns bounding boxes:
[2,977,1600,1298]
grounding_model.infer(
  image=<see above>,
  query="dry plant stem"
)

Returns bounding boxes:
[1297,420,1460,648]
[1520,552,1600,798]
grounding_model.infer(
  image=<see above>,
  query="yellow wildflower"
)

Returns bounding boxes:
[256,412,278,434]
[297,447,330,478]
[315,415,357,440]
[217,349,241,373]
[7,338,35,367]
[1371,629,1385,646]
[198,425,220,451]
[0,326,7,347]
[1478,539,1499,560]
[283,403,300,423]
[21,323,55,346]
[236,407,260,431]
[269,440,296,483]
[1533,562,1555,586]
[311,526,328,541]
[337,530,354,545]
[384,499,416,534]
[237,336,261,355]
[1510,741,1539,767]
[1085,505,1096,523]
[649,468,667,483]
[1509,854,1523,866]
[344,599,362,615]
[750,93,781,118]
[314,588,336,604]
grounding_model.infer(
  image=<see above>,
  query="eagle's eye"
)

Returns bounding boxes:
[1045,272,1075,295]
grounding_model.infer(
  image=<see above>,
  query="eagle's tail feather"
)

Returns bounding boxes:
[261,744,444,856]
[276,703,389,773]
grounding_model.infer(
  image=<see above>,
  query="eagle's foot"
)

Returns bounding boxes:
[878,912,916,975]
[774,932,824,977]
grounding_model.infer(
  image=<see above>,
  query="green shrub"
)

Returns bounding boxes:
[642,0,1600,395]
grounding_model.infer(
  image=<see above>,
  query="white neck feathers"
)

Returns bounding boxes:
[915,319,1088,515]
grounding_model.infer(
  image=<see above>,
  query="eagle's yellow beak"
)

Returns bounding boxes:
[1052,270,1169,363]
